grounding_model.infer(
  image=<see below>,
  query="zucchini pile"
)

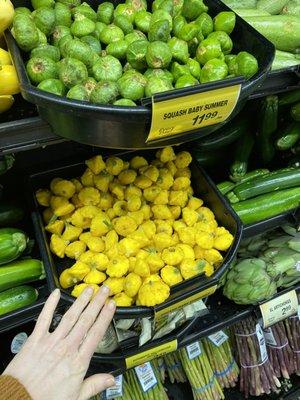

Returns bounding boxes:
[0,206,45,316]
[222,0,300,71]
[196,90,300,225]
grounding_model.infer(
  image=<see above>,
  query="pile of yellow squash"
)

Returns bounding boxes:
[0,0,19,114]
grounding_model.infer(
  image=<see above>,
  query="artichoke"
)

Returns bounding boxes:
[223,258,277,304]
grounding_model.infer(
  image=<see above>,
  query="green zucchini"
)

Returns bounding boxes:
[0,285,38,316]
[257,0,289,14]
[276,122,300,150]
[218,169,269,198]
[217,181,235,195]
[233,187,300,225]
[195,118,247,151]
[291,102,300,121]
[0,228,28,265]
[279,89,300,106]
[193,149,223,167]
[235,8,271,17]
[0,204,24,227]
[221,0,257,9]
[272,50,300,71]
[281,0,300,16]
[257,95,278,164]
[239,168,270,183]
[226,191,240,203]
[229,131,255,182]
[0,259,45,292]
[244,16,300,53]
[233,167,300,201]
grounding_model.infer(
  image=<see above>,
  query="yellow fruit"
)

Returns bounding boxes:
[0,65,20,95]
[0,0,14,35]
[0,48,11,65]
[0,94,13,113]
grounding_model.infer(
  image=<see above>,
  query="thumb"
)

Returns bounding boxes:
[78,374,115,400]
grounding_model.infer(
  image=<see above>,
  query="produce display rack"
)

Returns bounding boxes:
[85,284,300,376]
[1,66,299,155]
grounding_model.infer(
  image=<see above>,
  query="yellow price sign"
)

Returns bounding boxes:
[125,339,178,369]
[147,84,241,142]
[260,290,298,328]
[154,285,217,322]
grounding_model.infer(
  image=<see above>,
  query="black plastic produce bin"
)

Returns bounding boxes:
[28,153,242,316]
[6,0,275,149]
[27,150,242,367]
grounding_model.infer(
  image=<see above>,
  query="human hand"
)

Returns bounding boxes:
[4,286,116,400]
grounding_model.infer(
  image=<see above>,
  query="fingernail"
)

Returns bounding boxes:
[85,286,94,296]
[106,377,115,387]
[107,300,116,310]
[53,288,60,296]
[101,285,110,295]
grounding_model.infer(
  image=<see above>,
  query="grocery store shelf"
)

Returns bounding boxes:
[249,66,300,99]
[1,67,299,155]
[87,283,300,376]
[243,208,300,239]
[182,283,300,348]
[0,116,65,155]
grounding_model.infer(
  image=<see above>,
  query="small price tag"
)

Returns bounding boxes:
[208,330,229,347]
[106,375,123,399]
[147,84,241,142]
[263,327,277,346]
[295,261,300,272]
[186,342,201,359]
[11,332,28,354]
[125,339,178,369]
[256,324,268,363]
[135,363,157,392]
[260,290,299,328]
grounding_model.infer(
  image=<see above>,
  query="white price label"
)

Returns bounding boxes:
[135,363,157,392]
[256,324,268,363]
[106,375,123,399]
[296,261,300,272]
[260,290,299,328]
[263,327,277,346]
[208,330,229,347]
[186,342,201,360]
[11,332,28,354]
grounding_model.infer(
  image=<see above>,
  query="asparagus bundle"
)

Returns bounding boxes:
[285,315,300,375]
[265,322,295,379]
[163,352,187,383]
[180,342,224,400]
[233,317,281,398]
[125,362,168,400]
[153,358,166,383]
[203,335,239,388]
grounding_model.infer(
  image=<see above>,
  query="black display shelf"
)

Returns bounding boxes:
[242,208,300,239]
[249,66,300,99]
[85,283,300,376]
[1,66,299,155]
